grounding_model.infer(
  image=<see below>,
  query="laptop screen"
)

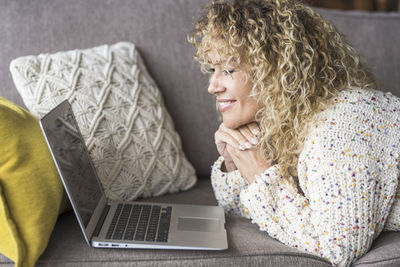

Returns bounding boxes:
[41,102,103,227]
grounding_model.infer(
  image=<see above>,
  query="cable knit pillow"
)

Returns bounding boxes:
[9,42,196,201]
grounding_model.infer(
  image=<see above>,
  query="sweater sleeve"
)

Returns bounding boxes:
[210,156,250,217]
[239,90,400,267]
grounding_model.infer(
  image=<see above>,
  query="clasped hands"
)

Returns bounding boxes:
[215,122,273,184]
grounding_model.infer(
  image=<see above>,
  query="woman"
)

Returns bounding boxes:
[188,0,400,266]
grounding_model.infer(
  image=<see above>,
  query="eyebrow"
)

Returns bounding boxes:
[206,60,222,66]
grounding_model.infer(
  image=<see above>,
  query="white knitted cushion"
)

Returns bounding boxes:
[9,42,196,201]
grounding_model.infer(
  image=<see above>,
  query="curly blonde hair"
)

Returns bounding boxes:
[188,0,377,179]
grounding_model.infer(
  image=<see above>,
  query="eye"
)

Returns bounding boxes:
[223,69,235,75]
[205,67,215,74]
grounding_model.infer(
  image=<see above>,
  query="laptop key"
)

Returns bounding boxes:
[156,206,172,242]
[112,204,133,240]
[145,205,161,241]
[106,204,171,243]
[123,205,141,240]
[106,204,123,239]
[134,205,151,241]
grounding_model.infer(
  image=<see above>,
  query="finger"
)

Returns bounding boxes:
[215,129,241,150]
[220,124,253,150]
[246,122,261,136]
[225,144,237,157]
[237,125,258,145]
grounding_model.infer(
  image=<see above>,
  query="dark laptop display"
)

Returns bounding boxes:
[42,106,102,227]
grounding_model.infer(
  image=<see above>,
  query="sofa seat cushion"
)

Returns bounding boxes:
[2,179,398,266]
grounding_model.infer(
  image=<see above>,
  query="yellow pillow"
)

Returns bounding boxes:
[0,97,64,267]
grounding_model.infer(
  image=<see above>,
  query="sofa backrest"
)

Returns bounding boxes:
[1,0,399,177]
[315,8,400,97]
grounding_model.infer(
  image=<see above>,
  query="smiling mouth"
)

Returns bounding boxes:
[217,100,236,112]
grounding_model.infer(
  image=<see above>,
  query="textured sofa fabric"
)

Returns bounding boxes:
[1,0,400,266]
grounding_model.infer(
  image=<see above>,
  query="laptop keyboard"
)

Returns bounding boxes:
[105,204,172,242]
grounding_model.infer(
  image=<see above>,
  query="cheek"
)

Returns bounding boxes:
[243,97,258,117]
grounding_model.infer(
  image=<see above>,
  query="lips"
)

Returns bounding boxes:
[217,99,236,112]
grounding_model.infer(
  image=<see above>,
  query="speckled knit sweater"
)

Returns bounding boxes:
[211,88,400,266]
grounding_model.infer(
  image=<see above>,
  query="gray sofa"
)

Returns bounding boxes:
[1,0,400,266]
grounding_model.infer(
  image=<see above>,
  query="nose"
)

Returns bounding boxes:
[208,73,225,95]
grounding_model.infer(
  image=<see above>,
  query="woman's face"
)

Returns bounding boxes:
[207,48,258,129]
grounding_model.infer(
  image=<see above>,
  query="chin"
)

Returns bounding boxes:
[222,114,257,129]
[222,118,244,130]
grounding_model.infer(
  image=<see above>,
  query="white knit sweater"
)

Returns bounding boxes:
[211,88,400,266]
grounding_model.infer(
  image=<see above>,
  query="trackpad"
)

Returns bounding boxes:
[178,217,220,232]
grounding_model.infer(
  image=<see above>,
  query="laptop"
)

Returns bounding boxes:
[40,100,228,250]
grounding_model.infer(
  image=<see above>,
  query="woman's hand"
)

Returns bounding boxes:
[215,122,259,171]
[215,122,272,181]
[226,143,273,183]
